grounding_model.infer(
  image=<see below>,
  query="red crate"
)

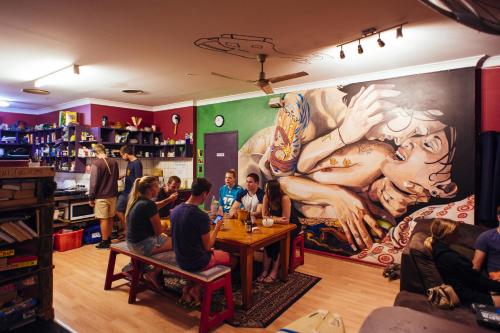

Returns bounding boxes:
[53,229,83,252]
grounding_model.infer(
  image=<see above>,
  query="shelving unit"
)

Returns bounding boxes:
[0,167,55,330]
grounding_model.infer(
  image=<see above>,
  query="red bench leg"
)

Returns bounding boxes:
[200,283,214,333]
[128,258,141,304]
[299,233,305,266]
[290,233,305,273]
[104,249,118,290]
[223,273,234,321]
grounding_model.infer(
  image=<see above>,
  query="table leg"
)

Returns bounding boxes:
[279,233,290,282]
[240,246,254,310]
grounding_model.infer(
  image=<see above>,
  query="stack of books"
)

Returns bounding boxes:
[0,220,37,244]
[0,181,36,207]
[0,249,38,272]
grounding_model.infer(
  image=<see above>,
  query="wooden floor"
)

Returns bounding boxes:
[53,245,399,333]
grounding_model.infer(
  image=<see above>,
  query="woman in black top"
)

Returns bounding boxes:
[126,176,172,288]
[425,218,500,306]
[259,180,300,283]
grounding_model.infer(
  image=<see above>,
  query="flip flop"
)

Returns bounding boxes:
[263,274,277,283]
[257,273,268,283]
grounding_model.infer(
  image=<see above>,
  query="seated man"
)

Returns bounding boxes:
[473,206,500,281]
[217,168,243,215]
[229,173,264,219]
[156,175,181,218]
[170,178,231,304]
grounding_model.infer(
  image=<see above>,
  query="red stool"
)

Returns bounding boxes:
[290,232,305,272]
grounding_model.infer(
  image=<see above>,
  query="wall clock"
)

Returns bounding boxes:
[214,115,224,127]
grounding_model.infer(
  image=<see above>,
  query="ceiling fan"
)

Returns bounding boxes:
[211,54,308,94]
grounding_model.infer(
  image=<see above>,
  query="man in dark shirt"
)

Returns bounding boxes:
[156,176,181,218]
[473,206,500,280]
[116,145,143,236]
[89,144,119,249]
[170,178,230,303]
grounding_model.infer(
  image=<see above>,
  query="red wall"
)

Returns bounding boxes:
[153,106,195,140]
[0,112,38,127]
[90,104,154,128]
[482,67,500,132]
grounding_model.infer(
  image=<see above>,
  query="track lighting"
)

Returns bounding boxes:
[336,22,406,60]
[396,26,403,38]
[357,40,363,54]
[377,33,385,47]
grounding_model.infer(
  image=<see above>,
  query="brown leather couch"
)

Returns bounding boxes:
[394,218,496,331]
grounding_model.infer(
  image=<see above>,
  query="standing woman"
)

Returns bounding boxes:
[425,218,500,306]
[259,179,300,283]
[125,176,172,288]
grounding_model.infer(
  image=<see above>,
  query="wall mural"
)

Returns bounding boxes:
[238,68,476,265]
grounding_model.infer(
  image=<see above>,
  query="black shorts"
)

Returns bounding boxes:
[116,192,129,213]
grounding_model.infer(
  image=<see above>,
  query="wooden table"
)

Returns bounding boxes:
[215,218,296,309]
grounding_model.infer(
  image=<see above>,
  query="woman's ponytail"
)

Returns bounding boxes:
[125,178,142,219]
[124,176,159,219]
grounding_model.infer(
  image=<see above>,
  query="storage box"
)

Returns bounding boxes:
[83,224,102,244]
[53,229,83,252]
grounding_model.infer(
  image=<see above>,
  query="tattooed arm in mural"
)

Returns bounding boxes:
[278,176,384,250]
[296,84,401,174]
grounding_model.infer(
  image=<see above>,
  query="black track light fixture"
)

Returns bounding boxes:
[396,25,403,38]
[377,33,385,47]
[336,22,406,61]
[357,40,363,54]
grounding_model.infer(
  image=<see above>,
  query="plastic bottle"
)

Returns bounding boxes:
[210,196,218,215]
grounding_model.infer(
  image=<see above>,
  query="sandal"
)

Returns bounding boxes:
[263,274,277,283]
[257,272,268,283]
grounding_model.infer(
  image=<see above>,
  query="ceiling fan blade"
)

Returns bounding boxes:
[211,72,255,83]
[268,71,309,83]
[260,82,274,94]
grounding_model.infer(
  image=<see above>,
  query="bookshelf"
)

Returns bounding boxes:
[0,167,55,330]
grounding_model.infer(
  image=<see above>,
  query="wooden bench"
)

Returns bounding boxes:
[104,242,234,333]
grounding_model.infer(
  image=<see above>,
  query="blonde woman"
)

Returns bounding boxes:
[425,218,500,306]
[125,176,172,288]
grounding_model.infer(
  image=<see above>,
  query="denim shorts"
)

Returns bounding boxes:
[127,234,168,257]
[116,192,129,213]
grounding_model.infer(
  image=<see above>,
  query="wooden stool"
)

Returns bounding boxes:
[290,232,305,272]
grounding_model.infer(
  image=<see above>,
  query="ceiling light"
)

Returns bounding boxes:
[34,64,80,88]
[339,46,345,59]
[377,33,385,47]
[396,26,403,38]
[357,40,364,54]
[0,100,10,107]
[22,88,50,95]
[121,89,145,94]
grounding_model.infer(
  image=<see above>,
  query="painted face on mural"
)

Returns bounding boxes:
[380,128,457,198]
[366,108,446,145]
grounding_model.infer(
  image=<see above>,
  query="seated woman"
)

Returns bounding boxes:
[425,218,500,306]
[126,176,172,289]
[259,179,300,283]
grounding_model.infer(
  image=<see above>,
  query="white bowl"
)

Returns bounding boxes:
[262,218,274,227]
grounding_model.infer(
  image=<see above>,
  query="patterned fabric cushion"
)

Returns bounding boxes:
[111,242,230,282]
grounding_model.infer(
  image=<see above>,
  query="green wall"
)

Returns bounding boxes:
[196,95,280,177]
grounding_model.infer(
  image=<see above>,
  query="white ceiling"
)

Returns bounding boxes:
[1,0,500,113]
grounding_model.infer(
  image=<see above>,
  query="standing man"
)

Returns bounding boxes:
[89,144,119,249]
[116,145,143,237]
[229,173,264,218]
[217,169,243,215]
[156,175,181,218]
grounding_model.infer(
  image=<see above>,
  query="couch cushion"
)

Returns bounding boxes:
[394,291,497,331]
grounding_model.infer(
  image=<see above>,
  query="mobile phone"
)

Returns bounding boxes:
[212,215,223,225]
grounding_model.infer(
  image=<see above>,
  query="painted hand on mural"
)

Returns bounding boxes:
[279,176,384,249]
[338,84,400,145]
[368,177,429,217]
